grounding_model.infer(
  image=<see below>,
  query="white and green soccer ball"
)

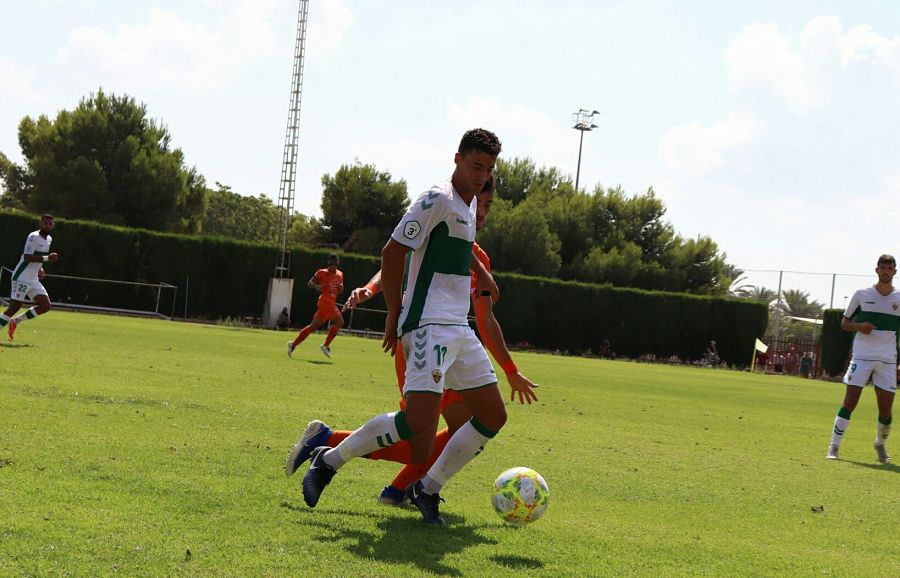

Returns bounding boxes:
[491,466,550,526]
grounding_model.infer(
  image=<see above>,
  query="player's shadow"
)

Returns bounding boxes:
[304,360,332,366]
[847,460,899,474]
[0,342,33,349]
[283,502,509,577]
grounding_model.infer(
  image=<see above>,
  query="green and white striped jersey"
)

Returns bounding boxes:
[11,230,53,283]
[844,285,900,363]
[391,181,476,336]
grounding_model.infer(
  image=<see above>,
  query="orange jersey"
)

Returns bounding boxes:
[314,268,343,304]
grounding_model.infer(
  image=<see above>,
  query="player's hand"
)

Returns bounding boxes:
[858,321,876,335]
[48,252,59,263]
[383,312,400,355]
[475,268,499,303]
[507,371,539,404]
[38,268,46,280]
[342,286,373,312]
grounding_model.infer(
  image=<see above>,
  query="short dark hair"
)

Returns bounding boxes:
[458,128,502,157]
[327,252,339,264]
[41,213,54,221]
[877,254,895,266]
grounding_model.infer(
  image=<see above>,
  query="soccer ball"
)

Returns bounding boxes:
[491,467,550,526]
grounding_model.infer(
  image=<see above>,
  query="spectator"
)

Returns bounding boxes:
[799,352,813,378]
[705,340,720,366]
[276,307,291,330]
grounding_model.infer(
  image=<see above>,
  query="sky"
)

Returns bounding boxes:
[2,0,900,308]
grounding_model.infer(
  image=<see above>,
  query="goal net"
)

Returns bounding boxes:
[0,267,178,319]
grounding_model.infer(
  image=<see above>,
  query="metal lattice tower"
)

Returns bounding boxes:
[274,0,309,278]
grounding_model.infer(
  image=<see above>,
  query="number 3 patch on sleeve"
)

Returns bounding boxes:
[403,220,421,240]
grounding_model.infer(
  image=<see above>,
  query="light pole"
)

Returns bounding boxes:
[571,108,599,193]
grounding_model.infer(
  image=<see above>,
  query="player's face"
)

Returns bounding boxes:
[876,262,895,284]
[326,262,337,273]
[39,217,54,235]
[454,150,496,197]
[475,192,494,231]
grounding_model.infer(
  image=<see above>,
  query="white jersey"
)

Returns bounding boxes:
[844,285,900,363]
[390,181,476,336]
[11,230,52,284]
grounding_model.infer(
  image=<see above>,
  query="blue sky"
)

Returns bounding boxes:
[2,1,899,306]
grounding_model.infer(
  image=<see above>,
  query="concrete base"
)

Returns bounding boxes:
[263,277,295,328]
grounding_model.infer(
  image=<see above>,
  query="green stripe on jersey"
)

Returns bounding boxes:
[854,310,900,332]
[402,221,473,334]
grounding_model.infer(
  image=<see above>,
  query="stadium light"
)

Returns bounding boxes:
[571,108,600,193]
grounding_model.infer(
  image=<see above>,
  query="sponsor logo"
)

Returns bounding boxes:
[456,218,469,225]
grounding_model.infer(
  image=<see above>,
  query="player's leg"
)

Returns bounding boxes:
[382,396,470,504]
[8,287,50,340]
[828,360,868,459]
[872,366,895,463]
[0,298,23,328]
[290,312,326,351]
[300,399,434,508]
[321,307,342,356]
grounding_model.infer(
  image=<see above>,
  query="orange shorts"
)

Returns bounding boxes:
[316,299,342,322]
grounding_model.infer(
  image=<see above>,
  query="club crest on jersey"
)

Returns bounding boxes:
[432,369,442,384]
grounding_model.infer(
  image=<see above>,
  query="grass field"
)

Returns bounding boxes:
[1,311,897,577]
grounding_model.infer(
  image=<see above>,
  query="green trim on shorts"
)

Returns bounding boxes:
[470,417,498,439]
[394,411,413,440]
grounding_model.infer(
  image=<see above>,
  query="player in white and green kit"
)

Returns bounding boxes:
[301,129,510,523]
[1,214,59,340]
[827,254,898,464]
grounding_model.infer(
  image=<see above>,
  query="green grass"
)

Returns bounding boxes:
[0,311,897,577]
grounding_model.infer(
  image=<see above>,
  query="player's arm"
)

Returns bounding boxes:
[343,270,382,312]
[471,253,499,303]
[23,253,58,263]
[381,239,411,354]
[307,274,323,293]
[473,294,539,404]
[841,292,874,334]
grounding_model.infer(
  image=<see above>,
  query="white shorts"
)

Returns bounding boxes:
[401,324,497,395]
[10,279,48,302]
[843,358,897,393]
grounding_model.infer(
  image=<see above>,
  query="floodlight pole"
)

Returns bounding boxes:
[571,108,600,193]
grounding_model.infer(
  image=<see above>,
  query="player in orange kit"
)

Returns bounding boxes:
[287,253,344,359]
[285,177,539,505]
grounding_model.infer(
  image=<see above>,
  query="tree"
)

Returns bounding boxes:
[475,198,562,277]
[736,285,777,303]
[320,162,409,254]
[203,182,276,243]
[0,151,29,209]
[288,213,326,247]
[13,89,206,231]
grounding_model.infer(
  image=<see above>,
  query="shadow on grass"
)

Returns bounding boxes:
[304,360,333,366]
[847,459,899,474]
[0,342,33,348]
[281,502,538,576]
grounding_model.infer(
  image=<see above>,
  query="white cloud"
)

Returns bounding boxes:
[446,97,573,171]
[57,2,283,92]
[727,16,900,113]
[0,58,39,103]
[307,0,354,63]
[658,114,765,176]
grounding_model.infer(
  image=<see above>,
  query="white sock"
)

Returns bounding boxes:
[831,416,849,447]
[324,412,404,471]
[0,313,8,327]
[422,419,493,494]
[12,307,38,324]
[876,421,891,446]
